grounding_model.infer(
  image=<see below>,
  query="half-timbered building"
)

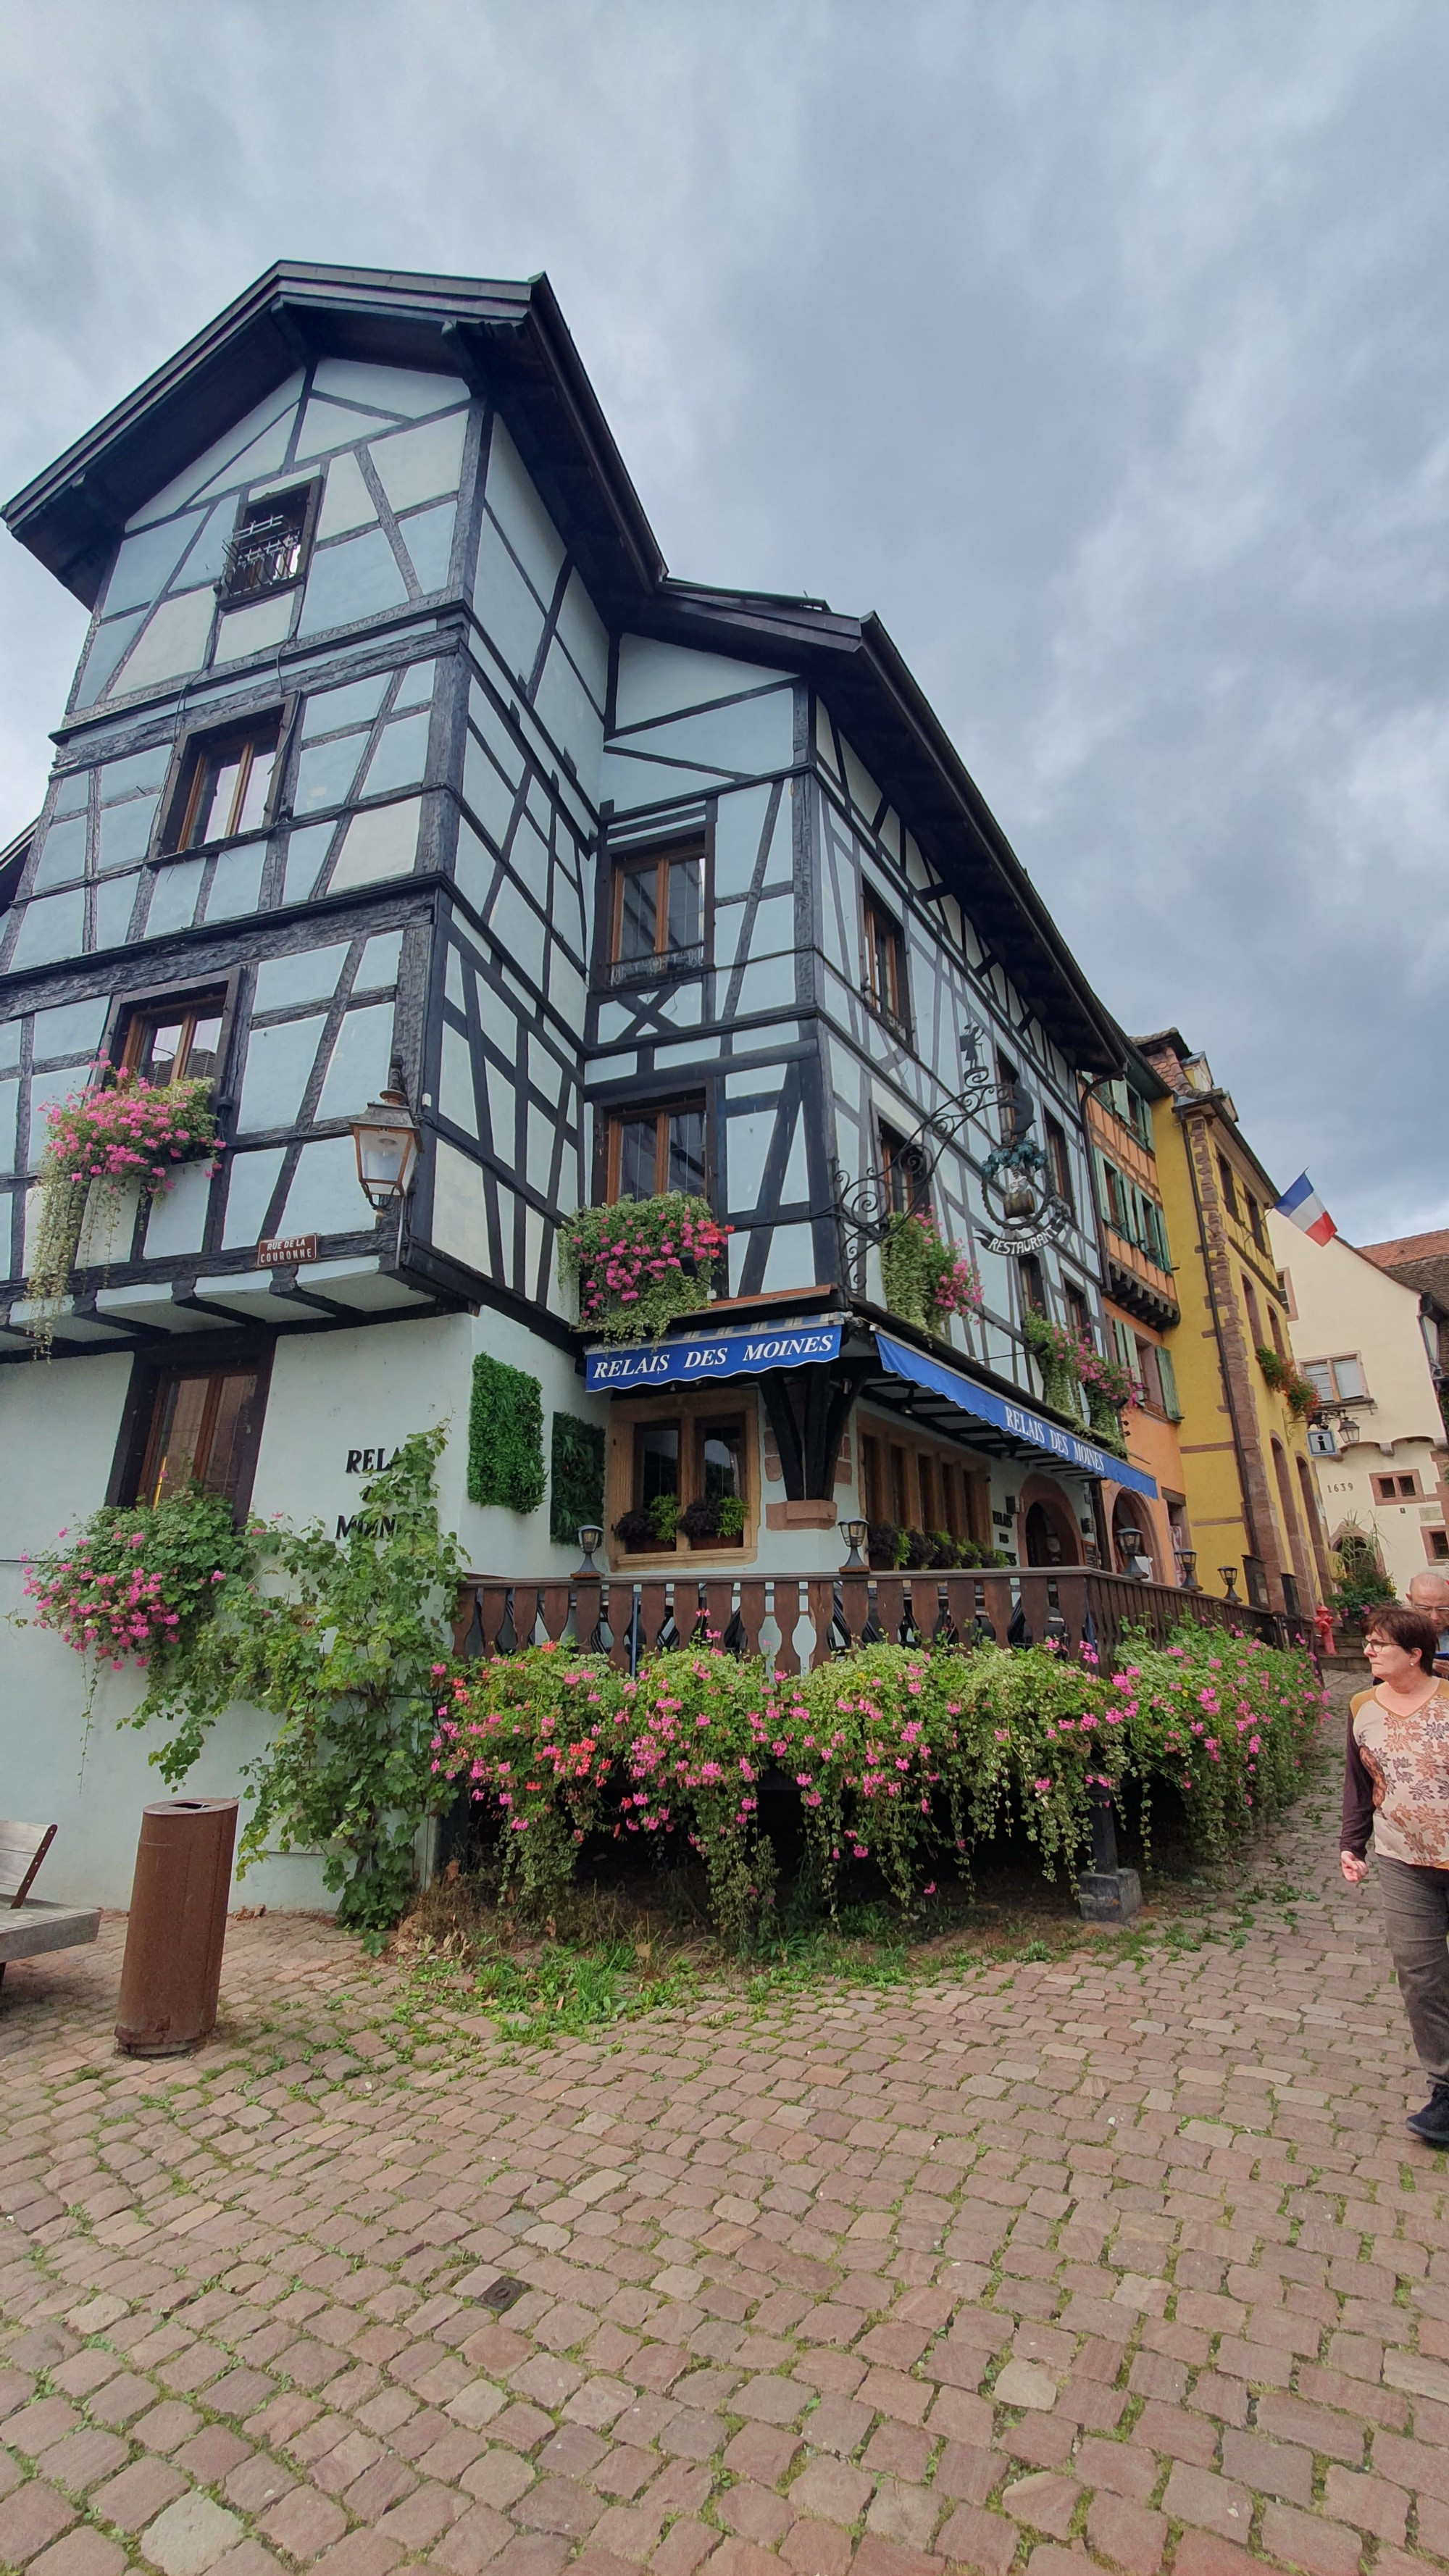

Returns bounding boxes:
[0,263,1162,1900]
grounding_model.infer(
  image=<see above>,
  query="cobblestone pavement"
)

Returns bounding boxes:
[4,1675,1449,2576]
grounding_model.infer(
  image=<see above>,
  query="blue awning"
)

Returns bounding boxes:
[585,1320,842,1391]
[876,1332,1159,1499]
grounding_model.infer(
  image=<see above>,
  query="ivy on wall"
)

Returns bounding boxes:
[467,1356,546,1512]
[549,1414,606,1546]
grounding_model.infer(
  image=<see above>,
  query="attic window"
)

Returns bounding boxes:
[218,484,316,607]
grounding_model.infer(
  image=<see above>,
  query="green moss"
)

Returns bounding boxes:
[549,1415,606,1546]
[468,1357,545,1512]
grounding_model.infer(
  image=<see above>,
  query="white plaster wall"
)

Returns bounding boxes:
[0,1354,332,1912]
[1269,1212,1447,1588]
[0,1306,610,1912]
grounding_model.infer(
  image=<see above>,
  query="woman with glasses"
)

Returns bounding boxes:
[1341,1603,1449,2144]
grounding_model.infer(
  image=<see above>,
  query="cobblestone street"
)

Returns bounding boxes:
[4,1677,1448,2576]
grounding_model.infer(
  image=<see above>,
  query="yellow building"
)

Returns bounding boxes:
[1083,1062,1193,1584]
[1136,1031,1330,1618]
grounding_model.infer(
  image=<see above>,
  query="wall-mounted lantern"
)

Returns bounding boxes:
[350,1071,420,1214]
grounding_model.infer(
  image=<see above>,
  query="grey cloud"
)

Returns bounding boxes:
[1,0,1444,1235]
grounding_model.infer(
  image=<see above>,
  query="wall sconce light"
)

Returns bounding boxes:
[350,1070,420,1212]
[839,1519,869,1570]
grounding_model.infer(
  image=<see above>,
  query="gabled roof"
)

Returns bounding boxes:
[1361,1230,1449,1269]
[3,260,1125,1073]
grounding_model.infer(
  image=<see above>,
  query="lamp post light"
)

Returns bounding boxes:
[575,1525,604,1576]
[1177,1548,1198,1588]
[1219,1564,1240,1601]
[350,1071,420,1215]
[839,1519,869,1571]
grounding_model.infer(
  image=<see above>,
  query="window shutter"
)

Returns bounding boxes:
[1156,1345,1181,1419]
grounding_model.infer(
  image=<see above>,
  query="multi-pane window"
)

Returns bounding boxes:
[607,1096,706,1201]
[171,722,279,851]
[1062,1281,1091,1343]
[136,1362,264,1513]
[1217,1154,1240,1219]
[1374,1472,1421,1502]
[1017,1254,1046,1316]
[120,990,226,1087]
[218,485,315,606]
[609,840,704,983]
[619,1410,746,1551]
[1303,1354,1366,1403]
[863,896,908,1028]
[1245,1191,1266,1251]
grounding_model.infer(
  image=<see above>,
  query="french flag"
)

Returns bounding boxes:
[1275,1172,1337,1246]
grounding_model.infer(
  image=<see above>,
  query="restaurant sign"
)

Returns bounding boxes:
[585,1322,842,1391]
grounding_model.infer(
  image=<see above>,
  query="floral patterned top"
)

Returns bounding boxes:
[1342,1685,1449,1867]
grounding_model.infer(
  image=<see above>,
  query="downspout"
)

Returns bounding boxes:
[1176,1096,1266,1571]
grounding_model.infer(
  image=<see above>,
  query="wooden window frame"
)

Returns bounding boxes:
[1217,1153,1240,1219]
[604,1385,756,1565]
[1306,1353,1369,1404]
[605,833,708,987]
[101,970,241,1099]
[602,1091,709,1204]
[119,985,230,1088]
[862,891,909,1034]
[857,1406,990,1549]
[217,480,321,610]
[163,712,285,857]
[108,1335,274,1524]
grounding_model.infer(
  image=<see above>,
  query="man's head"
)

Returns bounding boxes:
[1408,1572,1449,1617]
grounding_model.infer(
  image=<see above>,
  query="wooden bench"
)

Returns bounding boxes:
[0,1822,101,1985]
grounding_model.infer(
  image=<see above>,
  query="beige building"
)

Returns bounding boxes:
[1268,1212,1449,1595]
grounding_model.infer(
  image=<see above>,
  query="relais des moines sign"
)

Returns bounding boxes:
[585,1322,842,1391]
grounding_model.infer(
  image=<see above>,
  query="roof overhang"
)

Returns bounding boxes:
[3,261,667,615]
[5,259,1126,1072]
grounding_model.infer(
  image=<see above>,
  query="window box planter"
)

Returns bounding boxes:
[559,1193,731,1345]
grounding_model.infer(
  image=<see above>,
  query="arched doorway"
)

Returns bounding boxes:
[1020,1477,1082,1567]
[1111,1491,1156,1578]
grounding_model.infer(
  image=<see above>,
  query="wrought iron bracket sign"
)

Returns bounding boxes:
[832,1045,1070,1288]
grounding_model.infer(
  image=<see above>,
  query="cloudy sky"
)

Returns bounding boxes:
[1,0,1445,1242]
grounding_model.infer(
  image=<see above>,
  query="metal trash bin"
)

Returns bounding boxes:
[115,1798,238,2056]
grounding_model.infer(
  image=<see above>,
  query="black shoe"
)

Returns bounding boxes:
[1407,2086,1449,2146]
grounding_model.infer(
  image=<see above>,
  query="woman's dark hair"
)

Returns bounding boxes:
[1364,1602,1441,1673]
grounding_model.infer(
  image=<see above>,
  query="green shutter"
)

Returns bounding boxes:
[1156,1344,1181,1420]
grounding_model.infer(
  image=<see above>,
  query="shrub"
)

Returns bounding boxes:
[429,1622,1326,1938]
[467,1357,545,1512]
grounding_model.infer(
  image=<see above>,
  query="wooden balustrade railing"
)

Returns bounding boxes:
[452,1565,1313,1674]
